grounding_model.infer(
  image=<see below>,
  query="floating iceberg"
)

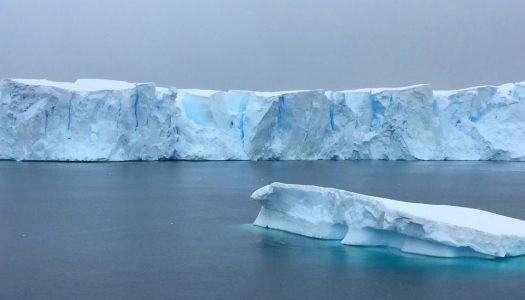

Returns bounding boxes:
[1,78,524,161]
[251,183,525,258]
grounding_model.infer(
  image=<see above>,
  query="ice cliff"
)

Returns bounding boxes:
[251,183,525,258]
[1,78,524,161]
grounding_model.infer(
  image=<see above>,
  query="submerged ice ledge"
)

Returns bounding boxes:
[251,183,525,258]
[1,78,525,161]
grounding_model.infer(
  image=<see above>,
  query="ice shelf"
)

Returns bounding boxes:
[1,78,524,161]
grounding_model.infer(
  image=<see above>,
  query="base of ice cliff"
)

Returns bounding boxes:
[1,78,524,161]
[251,183,525,258]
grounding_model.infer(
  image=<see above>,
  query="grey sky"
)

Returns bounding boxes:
[1,0,524,91]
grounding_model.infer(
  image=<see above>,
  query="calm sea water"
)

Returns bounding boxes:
[1,161,525,299]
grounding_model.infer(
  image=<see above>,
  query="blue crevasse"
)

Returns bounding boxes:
[238,93,249,142]
[329,104,335,130]
[67,93,74,131]
[133,85,140,129]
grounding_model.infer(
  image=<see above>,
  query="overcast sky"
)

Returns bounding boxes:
[1,0,524,90]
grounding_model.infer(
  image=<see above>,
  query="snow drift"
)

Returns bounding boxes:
[1,78,524,161]
[251,183,525,258]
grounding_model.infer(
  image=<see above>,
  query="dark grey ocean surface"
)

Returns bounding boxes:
[1,161,525,299]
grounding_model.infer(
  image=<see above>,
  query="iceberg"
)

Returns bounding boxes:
[251,183,525,258]
[435,83,525,160]
[1,78,524,161]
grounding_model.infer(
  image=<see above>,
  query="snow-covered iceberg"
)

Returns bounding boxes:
[251,183,525,258]
[1,78,524,161]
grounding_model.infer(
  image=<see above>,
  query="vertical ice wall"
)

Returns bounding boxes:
[435,82,525,160]
[0,79,179,160]
[0,78,524,161]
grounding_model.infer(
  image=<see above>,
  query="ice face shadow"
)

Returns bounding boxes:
[239,224,525,275]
